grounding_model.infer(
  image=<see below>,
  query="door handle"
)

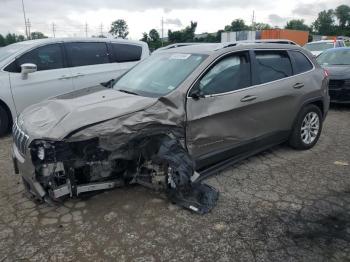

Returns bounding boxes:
[240,95,258,102]
[74,73,85,77]
[58,75,72,80]
[293,83,304,89]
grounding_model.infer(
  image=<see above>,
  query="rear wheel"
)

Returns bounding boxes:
[289,104,323,150]
[0,105,10,137]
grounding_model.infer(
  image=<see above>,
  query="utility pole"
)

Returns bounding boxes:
[85,22,88,37]
[100,23,103,37]
[21,0,28,39]
[251,10,255,31]
[161,17,164,46]
[26,18,31,39]
[52,23,56,38]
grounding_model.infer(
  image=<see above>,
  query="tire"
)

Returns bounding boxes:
[289,104,323,150]
[0,105,10,137]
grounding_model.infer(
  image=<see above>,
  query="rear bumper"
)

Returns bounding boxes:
[329,89,350,103]
[12,143,46,198]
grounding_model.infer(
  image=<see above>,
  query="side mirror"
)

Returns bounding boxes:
[21,63,37,79]
[189,87,205,100]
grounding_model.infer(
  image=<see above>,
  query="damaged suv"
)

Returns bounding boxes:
[12,43,329,214]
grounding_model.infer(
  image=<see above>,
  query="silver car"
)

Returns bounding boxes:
[12,43,330,213]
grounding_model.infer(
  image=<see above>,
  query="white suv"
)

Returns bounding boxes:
[0,38,149,135]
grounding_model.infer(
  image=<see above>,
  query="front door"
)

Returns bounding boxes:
[9,43,74,114]
[186,50,298,169]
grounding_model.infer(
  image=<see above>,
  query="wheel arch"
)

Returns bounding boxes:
[0,98,13,131]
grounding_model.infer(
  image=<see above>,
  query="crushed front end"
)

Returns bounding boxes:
[12,122,218,214]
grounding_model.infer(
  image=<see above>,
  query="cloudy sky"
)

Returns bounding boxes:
[0,0,347,39]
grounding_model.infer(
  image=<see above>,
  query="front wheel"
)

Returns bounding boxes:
[289,104,323,150]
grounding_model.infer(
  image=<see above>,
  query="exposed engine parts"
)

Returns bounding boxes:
[27,135,219,214]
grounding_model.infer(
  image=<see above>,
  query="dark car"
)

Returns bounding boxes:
[317,47,350,103]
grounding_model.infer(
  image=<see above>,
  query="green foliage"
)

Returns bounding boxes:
[335,5,350,29]
[313,10,336,35]
[0,34,5,47]
[168,21,197,43]
[140,29,162,51]
[254,23,271,30]
[285,19,310,32]
[225,19,251,32]
[30,31,47,39]
[109,19,129,39]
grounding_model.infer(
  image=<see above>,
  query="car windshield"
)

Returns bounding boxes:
[304,42,334,52]
[113,52,207,97]
[317,49,350,65]
[0,42,29,61]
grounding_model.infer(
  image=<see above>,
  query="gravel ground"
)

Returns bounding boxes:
[0,106,349,262]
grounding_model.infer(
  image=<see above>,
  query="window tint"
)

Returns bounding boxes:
[290,51,313,74]
[255,51,292,84]
[10,44,64,72]
[198,52,251,95]
[66,42,109,67]
[111,43,142,62]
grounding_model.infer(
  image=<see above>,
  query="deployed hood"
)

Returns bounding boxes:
[324,65,350,77]
[20,86,157,140]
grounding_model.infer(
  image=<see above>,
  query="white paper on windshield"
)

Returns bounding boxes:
[170,54,191,60]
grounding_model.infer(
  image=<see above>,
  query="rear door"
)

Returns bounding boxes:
[8,43,74,113]
[65,42,111,90]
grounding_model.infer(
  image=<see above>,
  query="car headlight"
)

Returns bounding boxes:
[37,147,45,160]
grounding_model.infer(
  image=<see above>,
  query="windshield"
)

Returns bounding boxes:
[0,42,29,61]
[317,49,350,65]
[304,42,334,52]
[113,53,207,97]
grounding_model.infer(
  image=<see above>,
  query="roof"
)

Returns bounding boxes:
[157,42,304,55]
[306,40,341,44]
[322,47,350,52]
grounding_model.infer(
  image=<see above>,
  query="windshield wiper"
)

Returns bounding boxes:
[117,89,140,96]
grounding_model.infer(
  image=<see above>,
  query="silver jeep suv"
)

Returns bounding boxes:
[12,43,329,213]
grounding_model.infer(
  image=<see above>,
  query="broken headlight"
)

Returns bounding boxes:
[37,146,45,160]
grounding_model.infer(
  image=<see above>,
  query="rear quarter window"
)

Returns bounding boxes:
[111,43,142,62]
[255,50,293,84]
[290,51,313,74]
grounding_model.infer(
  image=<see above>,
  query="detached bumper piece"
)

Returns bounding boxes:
[167,183,219,214]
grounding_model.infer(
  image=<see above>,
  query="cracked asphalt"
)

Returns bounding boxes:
[1,105,350,262]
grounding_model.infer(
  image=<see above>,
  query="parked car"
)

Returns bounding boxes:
[303,40,346,56]
[0,38,149,136]
[317,47,350,103]
[12,43,329,213]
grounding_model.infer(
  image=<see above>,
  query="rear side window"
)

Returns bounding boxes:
[290,51,313,74]
[111,43,142,62]
[66,42,109,67]
[6,44,64,72]
[255,50,292,84]
[198,51,251,95]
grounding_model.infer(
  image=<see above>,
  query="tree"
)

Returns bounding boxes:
[109,19,129,39]
[5,33,17,45]
[168,21,198,43]
[312,10,336,35]
[0,34,6,46]
[285,19,310,31]
[335,5,350,29]
[30,31,47,40]
[253,22,271,30]
[140,32,149,43]
[149,29,160,42]
[225,19,251,32]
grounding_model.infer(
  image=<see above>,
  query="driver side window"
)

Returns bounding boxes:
[198,52,251,95]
